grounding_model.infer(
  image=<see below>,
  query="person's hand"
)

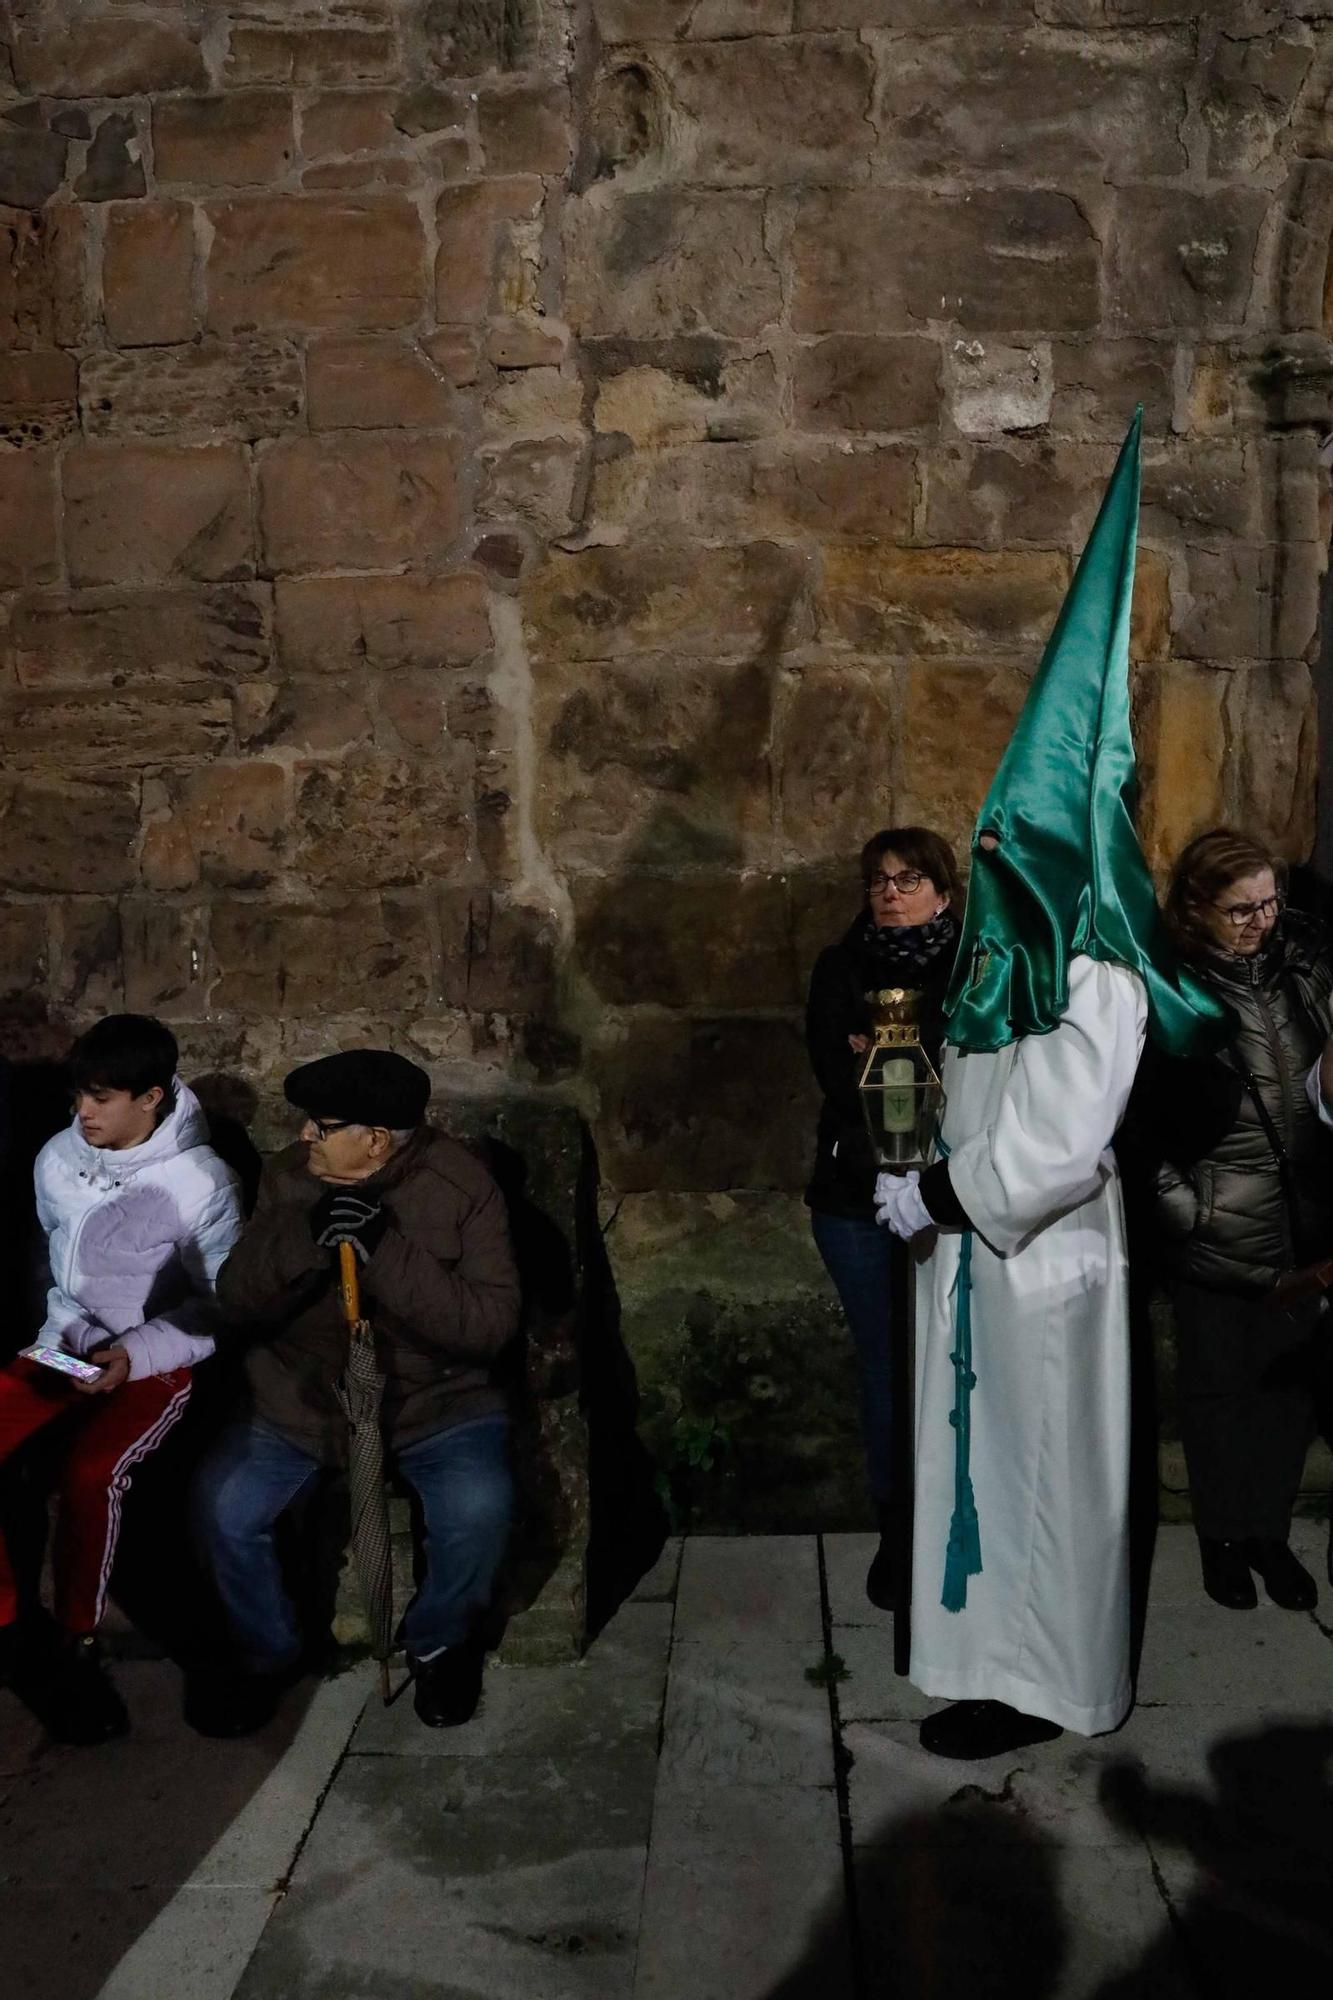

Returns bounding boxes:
[72,1346,131,1396]
[874,1169,932,1240]
[1320,1034,1333,1112]
[848,1033,871,1055]
[311,1188,388,1266]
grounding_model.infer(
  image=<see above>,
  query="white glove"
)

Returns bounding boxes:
[873,1169,932,1240]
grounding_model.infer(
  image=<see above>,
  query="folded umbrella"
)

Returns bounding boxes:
[334,1241,395,1703]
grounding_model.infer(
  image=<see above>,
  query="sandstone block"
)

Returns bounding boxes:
[798,1,1031,20]
[461,893,560,1013]
[11,19,206,95]
[153,93,296,187]
[291,751,471,890]
[1107,189,1267,332]
[565,189,782,339]
[649,37,873,185]
[140,763,288,891]
[375,670,449,754]
[76,113,147,203]
[591,342,782,446]
[526,541,808,662]
[300,157,417,190]
[300,90,401,158]
[479,436,583,535]
[573,874,796,1009]
[225,25,400,86]
[0,204,90,351]
[63,442,252,588]
[792,189,1099,334]
[596,1017,815,1194]
[435,178,544,323]
[9,585,270,689]
[776,664,899,861]
[209,897,437,1013]
[80,338,304,440]
[0,347,76,448]
[122,900,209,1018]
[274,571,491,672]
[258,433,462,571]
[1049,337,1176,438]
[537,657,776,870]
[0,903,49,1005]
[0,120,68,210]
[1140,442,1258,542]
[0,776,139,893]
[478,82,571,175]
[483,364,583,435]
[233,677,375,756]
[1201,23,1314,176]
[945,340,1053,438]
[923,441,1113,548]
[1178,543,1322,662]
[591,1,694,35]
[102,203,196,347]
[485,316,568,368]
[0,450,59,588]
[1228,660,1317,859]
[818,546,1068,656]
[1181,341,1278,436]
[306,335,455,429]
[590,441,915,543]
[2,685,232,771]
[423,327,481,384]
[1134,663,1231,871]
[206,196,425,332]
[50,900,124,1016]
[869,27,1189,180]
[791,868,863,985]
[793,336,941,434]
[1131,550,1173,665]
[894,660,1034,848]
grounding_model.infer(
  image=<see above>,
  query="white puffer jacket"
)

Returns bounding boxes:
[35,1079,245,1381]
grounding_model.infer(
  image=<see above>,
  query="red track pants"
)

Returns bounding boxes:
[0,1357,191,1634]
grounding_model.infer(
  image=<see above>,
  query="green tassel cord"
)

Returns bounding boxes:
[941,1224,982,1612]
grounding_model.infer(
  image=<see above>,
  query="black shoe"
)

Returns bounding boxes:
[1240,1539,1317,1611]
[1199,1537,1258,1610]
[918,1699,1063,1761]
[40,1634,130,1746]
[183,1664,290,1738]
[0,1609,59,1692]
[411,1643,484,1728]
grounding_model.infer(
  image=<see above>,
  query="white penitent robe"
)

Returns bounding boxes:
[910,954,1148,1736]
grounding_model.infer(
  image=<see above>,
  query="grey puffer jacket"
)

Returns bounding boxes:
[1152,913,1333,1294]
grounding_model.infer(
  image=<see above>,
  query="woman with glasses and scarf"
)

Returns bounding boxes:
[1150,828,1333,1611]
[804,826,961,1608]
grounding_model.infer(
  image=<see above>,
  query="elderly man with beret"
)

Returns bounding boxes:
[190,1049,520,1736]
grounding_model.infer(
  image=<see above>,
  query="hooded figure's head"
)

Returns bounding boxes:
[944,410,1227,1059]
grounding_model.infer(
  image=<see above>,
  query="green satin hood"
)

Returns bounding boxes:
[943,410,1228,1058]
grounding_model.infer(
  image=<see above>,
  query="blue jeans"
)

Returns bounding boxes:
[811,1211,896,1506]
[194,1413,513,1671]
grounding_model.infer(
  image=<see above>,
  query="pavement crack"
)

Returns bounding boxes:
[816,1533,868,2000]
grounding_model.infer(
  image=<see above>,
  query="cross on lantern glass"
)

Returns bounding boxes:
[856,987,945,1174]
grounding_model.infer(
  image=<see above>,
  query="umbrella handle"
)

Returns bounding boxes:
[339,1240,362,1326]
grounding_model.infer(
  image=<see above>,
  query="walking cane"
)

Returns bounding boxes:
[336,1242,395,1705]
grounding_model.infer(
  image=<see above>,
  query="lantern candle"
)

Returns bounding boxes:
[881,1056,916,1135]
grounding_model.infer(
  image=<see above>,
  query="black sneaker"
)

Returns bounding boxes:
[919,1699,1062,1761]
[183,1663,290,1738]
[1199,1537,1258,1610]
[411,1643,484,1728]
[1240,1539,1317,1611]
[41,1633,130,1746]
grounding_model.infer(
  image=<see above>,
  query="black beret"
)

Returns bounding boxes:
[283,1049,431,1129]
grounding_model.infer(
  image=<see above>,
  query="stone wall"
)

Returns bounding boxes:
[3,0,1333,1525]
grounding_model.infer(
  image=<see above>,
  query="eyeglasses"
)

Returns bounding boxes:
[1213,893,1284,928]
[307,1117,353,1140]
[868,870,926,895]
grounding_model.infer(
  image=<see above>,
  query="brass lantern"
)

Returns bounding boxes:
[856,987,944,1173]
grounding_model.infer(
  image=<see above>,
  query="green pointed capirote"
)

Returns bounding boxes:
[942,408,1228,1058]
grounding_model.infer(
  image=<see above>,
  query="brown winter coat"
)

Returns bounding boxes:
[216,1126,520,1464]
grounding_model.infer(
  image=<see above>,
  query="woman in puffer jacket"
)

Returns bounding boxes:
[0,1014,243,1743]
[1148,830,1333,1612]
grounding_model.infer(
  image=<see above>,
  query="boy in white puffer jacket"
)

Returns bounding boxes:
[0,1014,243,1744]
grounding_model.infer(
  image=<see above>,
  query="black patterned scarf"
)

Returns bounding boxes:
[853,908,960,990]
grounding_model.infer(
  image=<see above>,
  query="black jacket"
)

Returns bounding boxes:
[804,916,957,1222]
[1143,913,1333,1294]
